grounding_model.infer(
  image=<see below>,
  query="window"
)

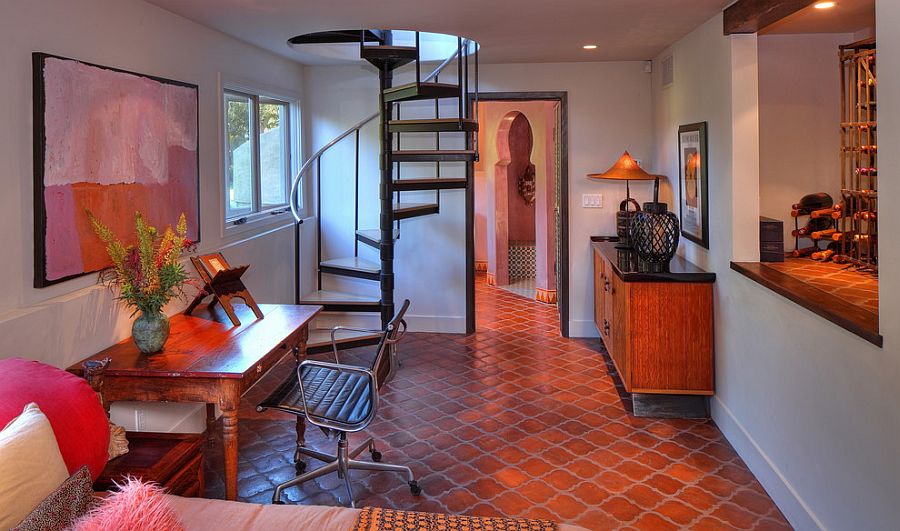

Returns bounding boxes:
[223,88,295,223]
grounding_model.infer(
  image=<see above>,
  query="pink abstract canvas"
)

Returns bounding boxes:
[34,53,199,286]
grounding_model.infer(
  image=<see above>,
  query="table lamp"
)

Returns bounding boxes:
[630,176,680,272]
[587,151,662,248]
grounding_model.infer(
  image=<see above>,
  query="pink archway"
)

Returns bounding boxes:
[488,112,533,287]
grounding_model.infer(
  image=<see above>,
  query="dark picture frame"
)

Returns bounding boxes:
[33,52,200,287]
[677,122,709,248]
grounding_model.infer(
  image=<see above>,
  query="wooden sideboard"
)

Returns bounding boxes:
[592,241,715,401]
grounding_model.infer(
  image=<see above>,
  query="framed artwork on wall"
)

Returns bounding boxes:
[33,53,200,287]
[678,122,709,249]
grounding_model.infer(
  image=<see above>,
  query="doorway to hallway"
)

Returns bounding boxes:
[466,92,569,336]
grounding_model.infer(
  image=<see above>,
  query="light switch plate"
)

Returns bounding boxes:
[582,193,603,208]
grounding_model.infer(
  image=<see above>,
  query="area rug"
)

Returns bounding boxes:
[353,507,557,531]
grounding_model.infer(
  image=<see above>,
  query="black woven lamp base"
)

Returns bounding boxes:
[631,201,679,270]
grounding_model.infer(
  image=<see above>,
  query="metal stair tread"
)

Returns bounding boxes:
[388,118,478,133]
[383,81,458,94]
[382,82,461,103]
[307,328,382,350]
[362,45,417,52]
[392,178,467,191]
[288,30,385,45]
[299,290,380,306]
[393,202,440,219]
[356,229,400,247]
[320,257,381,274]
[391,149,477,162]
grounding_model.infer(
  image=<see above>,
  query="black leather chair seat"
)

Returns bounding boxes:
[258,365,372,425]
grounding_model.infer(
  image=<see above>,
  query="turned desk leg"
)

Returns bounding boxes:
[293,329,308,452]
[221,407,239,501]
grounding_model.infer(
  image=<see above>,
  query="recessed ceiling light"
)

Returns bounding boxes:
[814,1,836,9]
[583,44,598,50]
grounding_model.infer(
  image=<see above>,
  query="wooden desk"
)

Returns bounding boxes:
[68,303,321,500]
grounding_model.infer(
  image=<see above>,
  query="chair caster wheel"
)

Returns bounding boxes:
[272,500,286,505]
[409,481,422,496]
[295,461,307,474]
[370,450,382,462]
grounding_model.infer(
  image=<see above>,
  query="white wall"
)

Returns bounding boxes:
[0,0,305,432]
[303,60,653,335]
[653,11,900,530]
[758,33,852,248]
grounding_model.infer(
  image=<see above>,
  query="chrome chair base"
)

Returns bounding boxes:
[272,433,420,507]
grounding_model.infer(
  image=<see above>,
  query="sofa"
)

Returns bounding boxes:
[0,358,588,530]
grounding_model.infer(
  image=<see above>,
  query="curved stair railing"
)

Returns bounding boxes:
[288,40,472,222]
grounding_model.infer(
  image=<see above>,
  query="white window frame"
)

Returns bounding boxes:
[220,76,303,235]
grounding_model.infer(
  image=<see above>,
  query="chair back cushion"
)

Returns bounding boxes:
[371,299,410,389]
[0,358,110,480]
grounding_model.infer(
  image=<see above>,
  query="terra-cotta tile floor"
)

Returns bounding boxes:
[204,273,792,530]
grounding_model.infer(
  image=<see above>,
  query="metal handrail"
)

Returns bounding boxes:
[289,39,472,221]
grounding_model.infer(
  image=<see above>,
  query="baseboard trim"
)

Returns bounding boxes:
[568,319,600,338]
[403,314,466,333]
[711,396,824,530]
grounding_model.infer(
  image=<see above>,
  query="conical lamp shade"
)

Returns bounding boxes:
[587,151,660,181]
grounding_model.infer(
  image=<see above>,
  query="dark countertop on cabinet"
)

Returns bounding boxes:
[592,240,716,283]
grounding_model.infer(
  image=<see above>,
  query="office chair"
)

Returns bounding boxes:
[257,300,420,506]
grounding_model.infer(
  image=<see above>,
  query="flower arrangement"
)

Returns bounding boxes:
[87,211,195,316]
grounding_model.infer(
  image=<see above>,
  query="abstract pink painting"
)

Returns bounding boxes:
[33,53,199,287]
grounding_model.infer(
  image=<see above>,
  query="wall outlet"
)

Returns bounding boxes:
[135,408,147,431]
[582,193,603,208]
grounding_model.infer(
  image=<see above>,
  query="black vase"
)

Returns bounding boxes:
[630,202,680,272]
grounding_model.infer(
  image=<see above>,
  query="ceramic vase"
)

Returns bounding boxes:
[132,310,170,354]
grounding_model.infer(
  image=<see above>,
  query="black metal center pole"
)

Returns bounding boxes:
[379,61,395,328]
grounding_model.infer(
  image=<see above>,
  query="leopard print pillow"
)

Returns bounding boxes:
[12,466,94,531]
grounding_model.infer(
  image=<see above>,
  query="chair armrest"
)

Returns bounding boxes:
[295,360,379,431]
[330,326,384,363]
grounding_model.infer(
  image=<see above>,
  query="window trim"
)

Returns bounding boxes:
[219,75,304,236]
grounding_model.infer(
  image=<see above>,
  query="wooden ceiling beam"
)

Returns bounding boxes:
[723,0,818,35]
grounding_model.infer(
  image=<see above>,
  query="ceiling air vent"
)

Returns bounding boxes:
[662,55,674,87]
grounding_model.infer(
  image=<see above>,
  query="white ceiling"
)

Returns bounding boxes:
[762,0,875,35]
[144,0,732,65]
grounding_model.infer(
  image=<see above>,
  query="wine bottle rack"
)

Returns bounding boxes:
[838,38,878,273]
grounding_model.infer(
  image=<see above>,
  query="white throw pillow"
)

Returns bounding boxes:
[0,403,69,529]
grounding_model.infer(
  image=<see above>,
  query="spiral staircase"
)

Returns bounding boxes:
[288,30,479,354]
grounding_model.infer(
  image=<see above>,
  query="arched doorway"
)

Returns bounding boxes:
[488,111,537,290]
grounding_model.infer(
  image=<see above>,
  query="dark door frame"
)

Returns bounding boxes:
[465,91,570,336]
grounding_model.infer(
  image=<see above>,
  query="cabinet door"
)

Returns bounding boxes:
[610,271,629,389]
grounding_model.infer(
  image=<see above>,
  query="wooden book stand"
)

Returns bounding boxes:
[185,253,263,327]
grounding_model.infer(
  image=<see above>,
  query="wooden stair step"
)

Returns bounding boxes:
[391,149,477,162]
[393,202,439,220]
[298,290,380,312]
[383,82,461,103]
[388,118,478,133]
[360,45,417,69]
[392,178,467,191]
[320,257,381,280]
[356,229,400,249]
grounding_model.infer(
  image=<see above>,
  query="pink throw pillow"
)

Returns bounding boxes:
[70,477,184,531]
[0,358,109,480]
